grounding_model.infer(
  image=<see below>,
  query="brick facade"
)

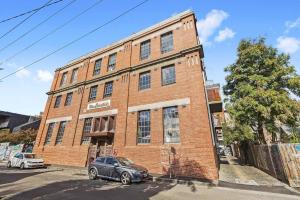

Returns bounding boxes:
[34,10,219,180]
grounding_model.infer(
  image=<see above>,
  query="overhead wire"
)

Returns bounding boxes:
[0,0,150,81]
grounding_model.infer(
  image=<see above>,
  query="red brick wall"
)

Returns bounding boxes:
[34,12,218,180]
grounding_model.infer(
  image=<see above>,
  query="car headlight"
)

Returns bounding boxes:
[129,169,140,175]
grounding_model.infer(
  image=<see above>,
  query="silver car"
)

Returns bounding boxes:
[7,153,44,169]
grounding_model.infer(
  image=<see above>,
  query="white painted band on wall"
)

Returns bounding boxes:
[46,116,72,124]
[79,109,118,119]
[128,98,190,112]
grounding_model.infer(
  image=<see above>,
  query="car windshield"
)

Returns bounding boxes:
[116,157,134,166]
[24,154,36,159]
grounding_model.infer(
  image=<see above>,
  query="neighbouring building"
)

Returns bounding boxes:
[0,111,41,133]
[34,10,218,180]
[206,82,224,147]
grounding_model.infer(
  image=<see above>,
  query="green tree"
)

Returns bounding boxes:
[0,129,37,144]
[223,38,300,144]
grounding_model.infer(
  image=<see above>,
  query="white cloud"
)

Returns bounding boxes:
[214,27,235,42]
[276,36,300,54]
[37,70,53,82]
[285,17,300,33]
[196,9,229,44]
[16,68,30,78]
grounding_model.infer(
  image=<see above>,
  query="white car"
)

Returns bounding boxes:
[7,153,44,169]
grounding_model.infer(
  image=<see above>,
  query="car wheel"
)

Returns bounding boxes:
[20,163,25,170]
[121,172,131,185]
[7,161,11,168]
[89,168,97,180]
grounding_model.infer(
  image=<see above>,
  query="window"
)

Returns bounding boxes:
[140,40,151,60]
[105,157,118,165]
[64,92,73,106]
[139,71,151,90]
[103,82,113,98]
[137,110,151,144]
[70,68,78,83]
[60,72,68,86]
[44,123,55,145]
[163,107,180,143]
[107,53,116,71]
[162,65,176,85]
[55,121,66,145]
[93,59,102,76]
[96,157,105,163]
[88,85,98,101]
[82,118,92,144]
[161,31,173,53]
[54,95,62,108]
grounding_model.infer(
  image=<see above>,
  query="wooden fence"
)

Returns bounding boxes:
[247,143,300,187]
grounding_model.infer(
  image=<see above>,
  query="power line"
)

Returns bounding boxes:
[0,0,76,53]
[0,0,65,24]
[0,0,105,66]
[0,0,149,81]
[0,0,53,41]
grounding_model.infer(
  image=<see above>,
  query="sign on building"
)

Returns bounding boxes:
[87,100,111,110]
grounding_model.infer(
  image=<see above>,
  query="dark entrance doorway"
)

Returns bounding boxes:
[87,135,114,165]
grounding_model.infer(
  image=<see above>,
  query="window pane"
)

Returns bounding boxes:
[108,53,116,71]
[164,107,180,143]
[162,65,176,85]
[44,123,55,145]
[54,95,62,108]
[103,82,113,98]
[89,85,98,101]
[70,68,78,83]
[82,118,92,144]
[93,59,102,75]
[55,121,66,145]
[139,71,151,90]
[161,32,173,53]
[140,40,151,60]
[137,110,151,144]
[64,92,73,106]
[60,72,68,86]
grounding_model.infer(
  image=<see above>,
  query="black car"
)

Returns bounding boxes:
[88,156,148,185]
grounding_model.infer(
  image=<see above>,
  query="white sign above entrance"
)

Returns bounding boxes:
[87,100,111,110]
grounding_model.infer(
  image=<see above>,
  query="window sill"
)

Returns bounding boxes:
[138,88,151,92]
[162,82,176,87]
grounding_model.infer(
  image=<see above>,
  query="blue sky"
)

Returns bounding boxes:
[0,0,299,115]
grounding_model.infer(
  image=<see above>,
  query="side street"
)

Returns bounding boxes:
[0,1,300,200]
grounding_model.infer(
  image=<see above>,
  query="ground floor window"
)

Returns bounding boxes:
[137,110,151,144]
[81,118,92,144]
[163,106,180,143]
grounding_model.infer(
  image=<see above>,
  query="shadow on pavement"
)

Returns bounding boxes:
[7,179,176,200]
[0,171,47,185]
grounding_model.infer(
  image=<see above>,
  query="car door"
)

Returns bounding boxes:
[94,157,106,177]
[103,157,119,179]
[11,153,19,167]
[15,154,23,167]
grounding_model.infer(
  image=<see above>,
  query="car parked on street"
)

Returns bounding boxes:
[7,153,44,169]
[88,156,148,185]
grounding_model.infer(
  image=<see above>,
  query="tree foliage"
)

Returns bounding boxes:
[223,38,300,144]
[0,129,37,145]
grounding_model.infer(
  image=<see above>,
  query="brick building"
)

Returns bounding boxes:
[34,10,219,180]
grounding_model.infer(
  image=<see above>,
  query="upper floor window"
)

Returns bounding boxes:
[64,92,73,106]
[107,53,116,71]
[60,72,68,87]
[54,95,62,108]
[162,65,176,85]
[44,123,55,145]
[55,121,66,145]
[70,68,78,83]
[163,106,180,143]
[93,59,102,76]
[161,31,173,54]
[140,40,151,60]
[139,71,151,90]
[103,82,113,98]
[88,85,98,101]
[137,110,151,144]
